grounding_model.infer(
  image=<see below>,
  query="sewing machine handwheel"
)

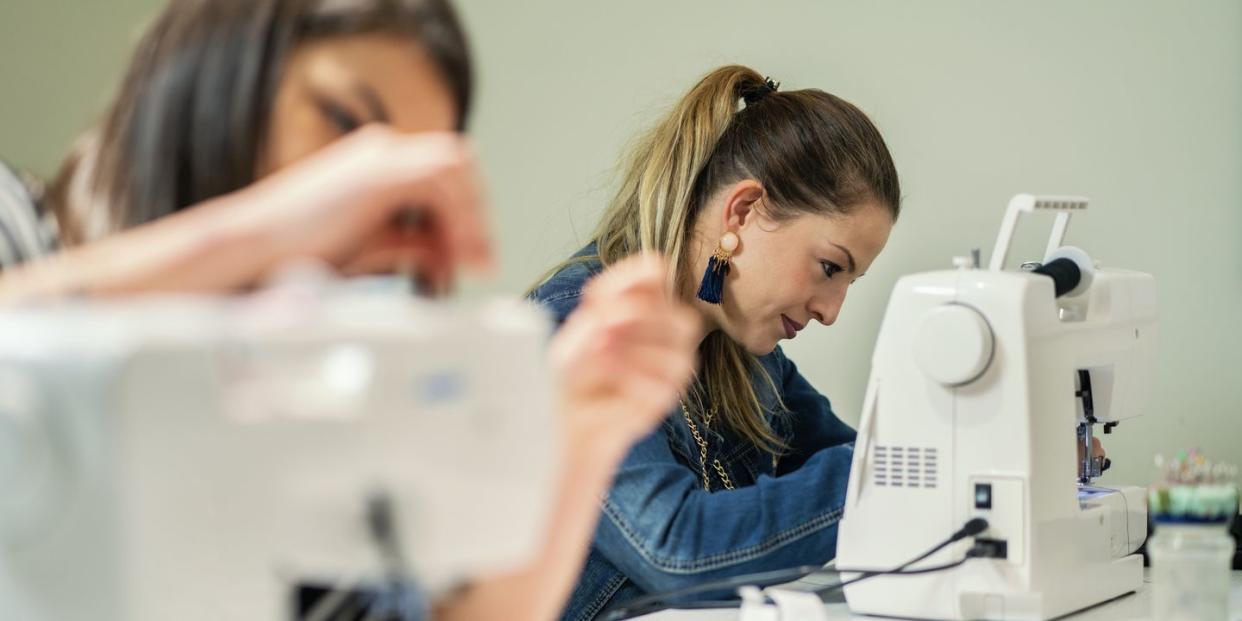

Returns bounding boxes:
[913,304,994,386]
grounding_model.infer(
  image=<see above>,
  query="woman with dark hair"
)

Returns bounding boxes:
[59,0,473,238]
[0,0,488,295]
[0,1,700,619]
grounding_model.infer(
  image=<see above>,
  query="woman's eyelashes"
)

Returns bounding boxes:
[820,260,844,279]
[311,82,391,135]
[314,96,364,134]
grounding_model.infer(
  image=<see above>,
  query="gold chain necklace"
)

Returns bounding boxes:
[679,400,734,491]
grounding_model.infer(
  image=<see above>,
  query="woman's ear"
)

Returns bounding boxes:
[721,179,765,231]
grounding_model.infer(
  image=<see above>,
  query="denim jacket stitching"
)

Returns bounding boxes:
[576,572,627,621]
[600,498,844,573]
[538,288,585,305]
[667,436,695,467]
[719,437,757,464]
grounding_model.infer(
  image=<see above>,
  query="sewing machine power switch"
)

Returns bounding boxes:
[968,477,1025,564]
[974,483,993,509]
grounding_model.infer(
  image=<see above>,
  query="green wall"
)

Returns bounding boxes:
[0,1,163,175]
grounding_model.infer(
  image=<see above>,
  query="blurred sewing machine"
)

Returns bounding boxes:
[0,274,561,621]
[838,194,1157,620]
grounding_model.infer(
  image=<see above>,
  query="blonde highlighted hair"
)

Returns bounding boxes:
[543,65,900,454]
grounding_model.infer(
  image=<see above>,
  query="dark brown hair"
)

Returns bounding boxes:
[47,0,472,244]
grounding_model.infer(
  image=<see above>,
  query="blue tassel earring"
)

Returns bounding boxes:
[696,232,738,305]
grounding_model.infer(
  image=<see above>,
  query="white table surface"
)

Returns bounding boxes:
[635,570,1242,620]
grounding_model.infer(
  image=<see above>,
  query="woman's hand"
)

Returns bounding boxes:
[0,126,492,303]
[1078,435,1109,477]
[434,256,698,621]
[224,125,493,290]
[549,254,701,455]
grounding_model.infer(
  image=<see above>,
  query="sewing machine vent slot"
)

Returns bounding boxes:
[872,445,938,489]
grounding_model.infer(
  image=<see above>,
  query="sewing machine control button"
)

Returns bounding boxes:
[975,483,993,509]
[913,304,994,386]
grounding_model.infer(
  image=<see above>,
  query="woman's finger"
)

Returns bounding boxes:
[581,254,670,306]
[382,135,493,272]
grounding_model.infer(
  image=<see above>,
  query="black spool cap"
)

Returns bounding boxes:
[1032,257,1082,297]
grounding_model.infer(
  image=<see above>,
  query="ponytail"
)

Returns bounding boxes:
[595,65,788,452]
[537,64,900,454]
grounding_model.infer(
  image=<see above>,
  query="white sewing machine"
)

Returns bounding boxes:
[0,276,561,621]
[837,195,1156,620]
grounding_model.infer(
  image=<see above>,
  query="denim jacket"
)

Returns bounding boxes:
[529,245,857,621]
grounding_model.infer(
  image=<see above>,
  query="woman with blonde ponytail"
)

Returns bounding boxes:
[530,64,902,620]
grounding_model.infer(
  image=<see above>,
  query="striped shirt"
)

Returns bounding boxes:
[0,161,58,271]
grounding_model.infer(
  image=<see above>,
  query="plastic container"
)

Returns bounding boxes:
[1148,521,1235,621]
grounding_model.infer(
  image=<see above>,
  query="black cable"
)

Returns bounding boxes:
[599,565,825,620]
[841,516,988,579]
[365,492,426,621]
[834,557,971,578]
[811,556,970,597]
[801,518,989,606]
[606,558,975,621]
[299,493,425,621]
[600,517,989,621]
